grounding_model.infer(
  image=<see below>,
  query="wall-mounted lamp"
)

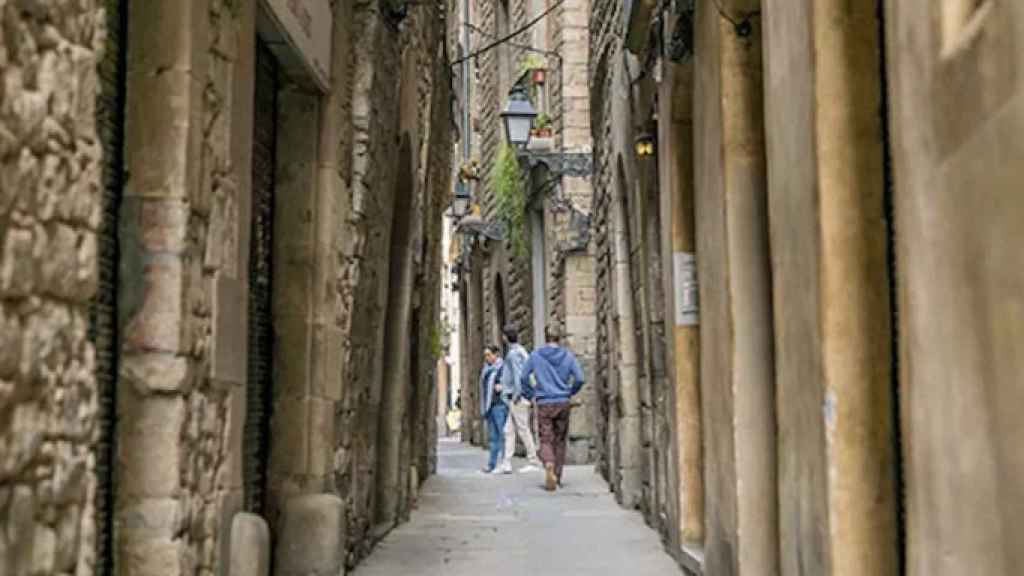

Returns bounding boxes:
[500,86,538,148]
[634,131,656,158]
[452,181,471,219]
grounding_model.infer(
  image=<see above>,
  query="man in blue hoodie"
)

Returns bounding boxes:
[479,345,508,474]
[521,324,585,491]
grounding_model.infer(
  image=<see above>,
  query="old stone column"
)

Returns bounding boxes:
[761,3,898,576]
[609,165,644,506]
[657,58,704,550]
[693,1,778,574]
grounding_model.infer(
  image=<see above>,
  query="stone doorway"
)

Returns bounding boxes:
[243,39,280,517]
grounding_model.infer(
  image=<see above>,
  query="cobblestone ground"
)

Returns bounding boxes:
[353,437,682,576]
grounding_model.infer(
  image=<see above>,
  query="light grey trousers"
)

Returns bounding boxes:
[503,399,541,468]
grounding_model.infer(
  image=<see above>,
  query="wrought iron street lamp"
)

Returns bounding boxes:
[500,86,538,148]
[452,181,471,219]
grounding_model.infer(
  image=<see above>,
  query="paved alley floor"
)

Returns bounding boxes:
[353,437,682,576]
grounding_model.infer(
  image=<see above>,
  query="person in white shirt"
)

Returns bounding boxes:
[498,325,542,474]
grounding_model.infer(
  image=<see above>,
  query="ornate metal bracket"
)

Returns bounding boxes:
[517,151,593,178]
[457,215,507,242]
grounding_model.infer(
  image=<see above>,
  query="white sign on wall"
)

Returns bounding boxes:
[674,252,699,326]
[262,0,333,91]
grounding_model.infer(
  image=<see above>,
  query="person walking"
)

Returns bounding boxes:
[498,325,542,474]
[521,325,585,491]
[479,345,509,474]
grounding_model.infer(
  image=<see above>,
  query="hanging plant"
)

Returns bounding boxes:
[492,143,528,258]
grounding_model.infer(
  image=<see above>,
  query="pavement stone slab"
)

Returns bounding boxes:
[352,437,682,576]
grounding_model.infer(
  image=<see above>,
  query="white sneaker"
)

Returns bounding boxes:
[498,465,513,474]
[519,464,541,473]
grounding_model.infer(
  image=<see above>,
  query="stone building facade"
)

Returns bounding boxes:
[0,1,453,576]
[589,1,1024,575]
[452,0,598,465]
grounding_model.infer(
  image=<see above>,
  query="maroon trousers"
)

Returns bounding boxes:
[537,402,572,479]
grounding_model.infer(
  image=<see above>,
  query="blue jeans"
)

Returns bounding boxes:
[485,403,509,471]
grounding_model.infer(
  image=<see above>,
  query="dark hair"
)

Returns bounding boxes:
[502,325,519,344]
[485,344,501,355]
[544,324,561,343]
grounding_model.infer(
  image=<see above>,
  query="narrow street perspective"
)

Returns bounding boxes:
[1,1,1023,576]
[352,438,680,576]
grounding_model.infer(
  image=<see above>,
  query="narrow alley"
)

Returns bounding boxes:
[1,1,1022,576]
[353,438,681,576]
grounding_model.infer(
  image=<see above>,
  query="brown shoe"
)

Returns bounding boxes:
[544,464,557,492]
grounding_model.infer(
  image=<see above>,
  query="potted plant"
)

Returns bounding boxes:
[531,113,553,138]
[458,159,481,182]
[520,54,547,84]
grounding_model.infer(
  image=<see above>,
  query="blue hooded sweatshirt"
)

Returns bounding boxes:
[520,345,585,405]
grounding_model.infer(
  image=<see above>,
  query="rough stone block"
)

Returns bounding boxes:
[117,392,187,498]
[120,353,190,395]
[308,396,337,477]
[211,276,247,386]
[227,512,270,576]
[118,498,181,542]
[311,325,344,401]
[217,386,245,491]
[124,70,198,199]
[118,533,186,576]
[121,256,184,353]
[273,254,314,318]
[129,198,189,254]
[0,302,22,378]
[52,501,82,570]
[1,226,38,297]
[32,524,56,575]
[269,398,310,477]
[7,486,36,575]
[275,494,347,576]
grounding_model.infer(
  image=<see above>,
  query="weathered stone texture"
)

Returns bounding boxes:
[115,1,243,575]
[589,0,685,562]
[0,2,104,575]
[330,0,453,568]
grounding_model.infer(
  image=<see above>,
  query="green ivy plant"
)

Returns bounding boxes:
[519,53,546,74]
[492,143,528,258]
[429,319,445,360]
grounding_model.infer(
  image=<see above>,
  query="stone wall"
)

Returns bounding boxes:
[0,2,104,575]
[115,1,247,574]
[331,0,452,567]
[1,1,453,575]
[589,0,676,533]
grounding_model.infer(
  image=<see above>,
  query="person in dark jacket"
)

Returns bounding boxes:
[479,345,508,474]
[521,324,585,491]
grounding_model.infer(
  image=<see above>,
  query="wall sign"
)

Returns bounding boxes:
[674,252,699,326]
[262,0,332,91]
